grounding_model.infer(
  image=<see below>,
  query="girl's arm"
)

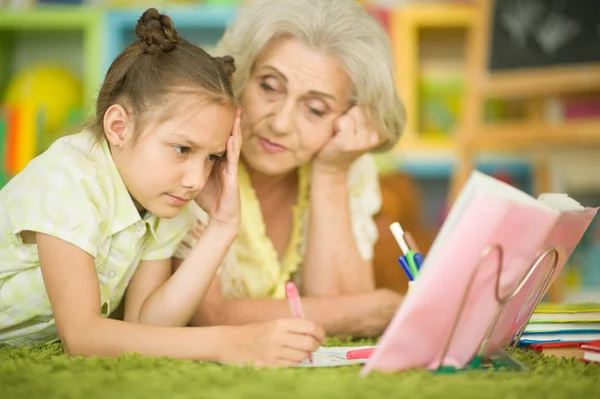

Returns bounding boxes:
[301,168,375,296]
[37,232,323,365]
[180,272,402,338]
[125,110,243,327]
[124,223,236,326]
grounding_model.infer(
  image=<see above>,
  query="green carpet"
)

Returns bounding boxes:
[1,339,599,399]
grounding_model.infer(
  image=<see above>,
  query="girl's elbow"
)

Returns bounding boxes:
[61,333,90,357]
[58,318,102,357]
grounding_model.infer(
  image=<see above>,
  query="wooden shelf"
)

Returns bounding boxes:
[0,7,100,29]
[0,7,103,110]
[390,3,475,158]
[472,118,600,150]
[0,4,237,113]
[396,136,457,152]
[482,65,600,98]
[396,3,475,27]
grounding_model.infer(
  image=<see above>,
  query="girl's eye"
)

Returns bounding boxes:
[208,153,225,163]
[173,146,191,155]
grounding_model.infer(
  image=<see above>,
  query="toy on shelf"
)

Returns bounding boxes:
[1,64,83,185]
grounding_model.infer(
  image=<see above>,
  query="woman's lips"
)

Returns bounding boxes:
[258,137,287,154]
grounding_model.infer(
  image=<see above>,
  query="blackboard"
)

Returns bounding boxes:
[489,0,600,71]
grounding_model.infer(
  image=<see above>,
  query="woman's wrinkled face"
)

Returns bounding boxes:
[240,36,353,176]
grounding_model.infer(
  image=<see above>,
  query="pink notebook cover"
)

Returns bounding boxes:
[361,173,597,375]
[483,210,597,355]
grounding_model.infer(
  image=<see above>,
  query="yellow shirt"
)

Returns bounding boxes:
[0,131,192,345]
[175,154,382,299]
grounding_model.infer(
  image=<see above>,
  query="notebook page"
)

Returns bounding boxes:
[293,346,374,368]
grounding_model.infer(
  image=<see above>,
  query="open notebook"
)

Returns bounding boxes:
[359,170,597,374]
[293,346,374,368]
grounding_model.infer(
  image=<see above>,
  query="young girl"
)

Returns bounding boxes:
[0,8,323,367]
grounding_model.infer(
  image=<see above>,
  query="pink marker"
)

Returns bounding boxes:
[285,281,313,364]
[346,347,375,360]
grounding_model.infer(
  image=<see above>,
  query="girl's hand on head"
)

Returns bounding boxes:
[313,106,384,176]
[194,109,242,232]
[226,319,325,368]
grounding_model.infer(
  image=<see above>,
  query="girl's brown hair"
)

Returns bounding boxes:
[90,8,236,142]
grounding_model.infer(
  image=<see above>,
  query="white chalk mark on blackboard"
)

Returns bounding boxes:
[533,13,581,57]
[500,0,545,48]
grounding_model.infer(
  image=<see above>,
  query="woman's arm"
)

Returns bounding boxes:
[302,169,375,297]
[124,223,236,326]
[187,273,402,338]
[303,107,384,297]
[37,232,323,365]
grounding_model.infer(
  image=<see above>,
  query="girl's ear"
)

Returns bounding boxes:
[103,104,131,148]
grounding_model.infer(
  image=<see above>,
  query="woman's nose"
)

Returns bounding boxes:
[270,100,295,136]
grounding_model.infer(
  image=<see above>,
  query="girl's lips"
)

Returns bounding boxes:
[166,194,188,206]
[258,137,286,154]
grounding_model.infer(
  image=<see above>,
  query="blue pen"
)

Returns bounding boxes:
[398,256,413,281]
[413,253,424,270]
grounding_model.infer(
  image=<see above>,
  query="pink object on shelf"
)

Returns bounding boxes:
[564,98,600,119]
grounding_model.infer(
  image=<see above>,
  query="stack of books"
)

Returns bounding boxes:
[520,303,600,359]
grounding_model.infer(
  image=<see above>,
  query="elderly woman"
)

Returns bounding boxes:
[174,0,406,337]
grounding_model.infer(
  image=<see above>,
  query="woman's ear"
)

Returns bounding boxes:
[103,104,130,148]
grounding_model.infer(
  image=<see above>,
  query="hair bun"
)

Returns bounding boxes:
[215,55,236,81]
[135,8,179,55]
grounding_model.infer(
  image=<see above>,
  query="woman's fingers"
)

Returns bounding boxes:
[334,112,357,149]
[337,106,382,153]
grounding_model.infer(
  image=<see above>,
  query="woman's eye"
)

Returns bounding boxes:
[173,146,191,155]
[260,82,275,92]
[309,108,325,117]
[207,153,225,162]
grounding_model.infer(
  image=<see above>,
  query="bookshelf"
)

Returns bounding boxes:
[0,4,236,187]
[0,7,103,110]
[390,2,474,153]
[102,5,237,77]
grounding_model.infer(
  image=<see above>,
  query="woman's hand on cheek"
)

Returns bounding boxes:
[313,106,383,176]
[194,109,243,233]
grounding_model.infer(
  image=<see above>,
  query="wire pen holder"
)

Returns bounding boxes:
[434,244,559,373]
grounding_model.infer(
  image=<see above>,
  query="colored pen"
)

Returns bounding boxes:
[413,252,424,270]
[389,222,410,255]
[404,231,421,254]
[390,222,419,278]
[285,281,313,364]
[398,256,413,281]
[346,347,375,360]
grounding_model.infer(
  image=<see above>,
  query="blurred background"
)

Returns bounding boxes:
[0,0,599,302]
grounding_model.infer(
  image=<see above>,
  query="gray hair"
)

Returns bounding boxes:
[215,0,405,151]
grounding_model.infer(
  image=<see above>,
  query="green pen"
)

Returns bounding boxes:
[405,251,419,279]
